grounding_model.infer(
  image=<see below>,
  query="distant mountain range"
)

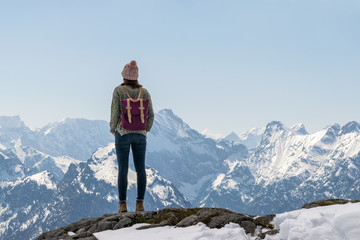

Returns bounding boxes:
[1,110,359,239]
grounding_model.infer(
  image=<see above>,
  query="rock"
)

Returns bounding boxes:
[140,211,157,219]
[136,220,169,230]
[207,213,253,229]
[175,215,198,227]
[255,214,275,229]
[240,221,256,235]
[88,221,117,233]
[63,217,104,232]
[71,231,95,239]
[78,236,98,240]
[76,226,92,234]
[196,208,232,219]
[102,215,121,222]
[119,212,137,219]
[302,199,360,209]
[113,217,132,230]
[35,228,67,240]
[256,229,280,239]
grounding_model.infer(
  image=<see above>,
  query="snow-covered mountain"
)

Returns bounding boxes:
[201,121,360,214]
[1,111,360,239]
[0,143,191,240]
[24,118,114,161]
[0,116,114,161]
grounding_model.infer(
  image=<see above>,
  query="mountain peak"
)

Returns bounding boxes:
[291,123,308,135]
[153,108,200,139]
[321,123,340,144]
[265,121,285,132]
[158,108,175,115]
[157,108,184,124]
[0,115,25,129]
[339,121,360,135]
[224,131,241,142]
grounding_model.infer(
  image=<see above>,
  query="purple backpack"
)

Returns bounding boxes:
[120,86,149,131]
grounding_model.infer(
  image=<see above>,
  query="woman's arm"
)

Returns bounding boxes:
[145,89,154,132]
[110,87,120,134]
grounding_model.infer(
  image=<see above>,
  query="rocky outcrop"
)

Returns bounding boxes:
[37,199,359,240]
[36,207,277,240]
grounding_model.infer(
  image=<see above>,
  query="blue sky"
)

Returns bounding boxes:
[1,0,359,135]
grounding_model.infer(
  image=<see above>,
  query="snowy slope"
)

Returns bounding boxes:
[0,171,58,240]
[0,148,32,181]
[0,144,81,181]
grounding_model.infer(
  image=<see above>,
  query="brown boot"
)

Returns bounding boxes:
[135,199,144,212]
[118,201,127,213]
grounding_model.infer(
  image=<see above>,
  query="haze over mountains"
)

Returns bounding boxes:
[1,110,359,239]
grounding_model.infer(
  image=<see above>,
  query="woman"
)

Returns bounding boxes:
[110,60,154,213]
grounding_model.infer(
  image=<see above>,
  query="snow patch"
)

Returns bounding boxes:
[27,171,57,190]
[13,139,26,163]
[0,151,9,159]
[3,171,57,190]
[212,174,226,189]
[273,202,360,240]
[0,143,6,150]
[0,213,18,235]
[94,222,249,240]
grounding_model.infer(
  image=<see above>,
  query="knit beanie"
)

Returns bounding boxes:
[121,60,138,80]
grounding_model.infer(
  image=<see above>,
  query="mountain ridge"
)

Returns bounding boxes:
[1,110,360,239]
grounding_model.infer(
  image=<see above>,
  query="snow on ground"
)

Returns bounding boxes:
[94,222,249,240]
[94,203,360,240]
[269,202,360,240]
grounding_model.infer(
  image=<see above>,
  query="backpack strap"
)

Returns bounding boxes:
[126,99,132,123]
[139,99,145,123]
[122,86,143,101]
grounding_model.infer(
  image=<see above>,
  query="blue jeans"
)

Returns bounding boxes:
[115,132,147,202]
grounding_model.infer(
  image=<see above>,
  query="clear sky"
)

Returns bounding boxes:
[1,0,359,136]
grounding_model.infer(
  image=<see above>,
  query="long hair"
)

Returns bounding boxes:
[120,78,143,89]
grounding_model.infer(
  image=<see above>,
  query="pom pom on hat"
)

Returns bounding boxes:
[121,60,139,80]
[129,60,137,67]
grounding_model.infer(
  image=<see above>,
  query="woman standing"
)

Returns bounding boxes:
[110,60,154,213]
